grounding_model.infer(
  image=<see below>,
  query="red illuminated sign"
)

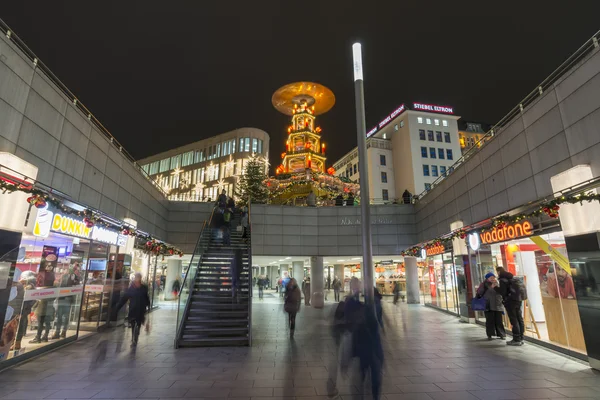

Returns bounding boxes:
[425,244,445,256]
[479,221,533,245]
[413,103,454,114]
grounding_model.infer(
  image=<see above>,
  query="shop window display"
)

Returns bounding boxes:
[423,253,460,314]
[1,231,86,361]
[375,262,405,297]
[471,231,586,355]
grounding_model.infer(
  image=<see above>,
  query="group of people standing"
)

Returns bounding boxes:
[215,189,249,245]
[476,267,528,346]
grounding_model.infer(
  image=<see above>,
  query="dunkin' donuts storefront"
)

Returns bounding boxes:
[467,220,587,357]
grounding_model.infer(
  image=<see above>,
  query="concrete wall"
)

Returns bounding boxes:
[250,204,416,256]
[415,46,600,242]
[166,202,214,253]
[0,32,170,238]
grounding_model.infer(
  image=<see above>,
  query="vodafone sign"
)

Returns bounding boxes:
[477,221,533,245]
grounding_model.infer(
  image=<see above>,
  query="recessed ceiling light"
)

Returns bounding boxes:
[351,257,361,260]
[278,259,284,262]
[285,257,291,260]
[336,259,345,262]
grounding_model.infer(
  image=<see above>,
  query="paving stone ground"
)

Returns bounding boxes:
[1,296,599,399]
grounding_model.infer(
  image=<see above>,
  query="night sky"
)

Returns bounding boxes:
[2,2,600,172]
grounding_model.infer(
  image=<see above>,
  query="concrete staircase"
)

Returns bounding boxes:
[178,212,251,347]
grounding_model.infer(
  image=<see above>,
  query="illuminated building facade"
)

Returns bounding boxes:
[458,121,490,154]
[138,128,269,201]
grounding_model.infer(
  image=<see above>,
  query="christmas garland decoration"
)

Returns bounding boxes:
[400,191,600,256]
[1,179,184,257]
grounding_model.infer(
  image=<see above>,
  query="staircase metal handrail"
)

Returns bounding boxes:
[246,198,253,346]
[174,206,217,347]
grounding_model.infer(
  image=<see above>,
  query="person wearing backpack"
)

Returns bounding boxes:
[476,272,505,340]
[222,208,232,245]
[498,269,527,346]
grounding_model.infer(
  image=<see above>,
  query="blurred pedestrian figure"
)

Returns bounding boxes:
[172,278,181,298]
[346,193,354,206]
[230,249,243,301]
[344,277,383,400]
[393,280,401,305]
[306,191,317,207]
[227,196,235,211]
[217,189,227,209]
[335,194,344,206]
[115,273,151,347]
[240,211,249,242]
[302,276,311,305]
[333,276,342,302]
[223,208,232,246]
[328,298,347,397]
[284,278,301,338]
[257,276,265,299]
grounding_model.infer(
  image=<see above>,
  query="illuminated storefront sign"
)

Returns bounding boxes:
[468,232,481,251]
[413,103,454,114]
[425,244,445,256]
[34,207,122,246]
[478,221,533,245]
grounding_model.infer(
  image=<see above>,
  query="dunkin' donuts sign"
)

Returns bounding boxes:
[478,221,533,245]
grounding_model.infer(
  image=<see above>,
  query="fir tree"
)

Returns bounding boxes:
[235,156,269,204]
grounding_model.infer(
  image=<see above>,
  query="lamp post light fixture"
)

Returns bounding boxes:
[352,42,375,308]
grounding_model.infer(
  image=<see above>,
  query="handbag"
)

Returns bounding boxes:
[471,297,487,311]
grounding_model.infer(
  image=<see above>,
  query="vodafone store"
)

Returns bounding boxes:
[467,220,586,357]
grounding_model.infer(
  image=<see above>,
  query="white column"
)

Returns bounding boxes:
[311,256,324,308]
[164,258,183,300]
[269,266,277,288]
[334,264,345,292]
[292,261,304,281]
[405,256,420,304]
[450,220,468,255]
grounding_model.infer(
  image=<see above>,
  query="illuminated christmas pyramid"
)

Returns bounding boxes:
[272,82,335,174]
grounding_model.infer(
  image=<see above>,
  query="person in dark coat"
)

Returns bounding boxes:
[302,277,311,306]
[116,273,151,346]
[344,277,383,399]
[284,278,301,338]
[476,272,506,340]
[346,194,354,206]
[230,249,244,301]
[497,270,524,346]
[335,194,344,206]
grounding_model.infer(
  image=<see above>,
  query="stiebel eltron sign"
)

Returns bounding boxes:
[478,221,533,245]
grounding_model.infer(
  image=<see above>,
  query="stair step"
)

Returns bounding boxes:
[190,303,247,310]
[183,327,248,333]
[178,337,249,347]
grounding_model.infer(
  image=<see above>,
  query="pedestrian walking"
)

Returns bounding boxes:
[498,269,527,346]
[333,276,342,302]
[344,277,383,399]
[115,273,151,347]
[302,277,311,305]
[392,281,400,305]
[284,278,301,338]
[257,276,265,299]
[230,249,243,301]
[222,208,232,246]
[240,211,249,242]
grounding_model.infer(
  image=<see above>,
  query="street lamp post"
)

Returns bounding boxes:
[352,43,375,307]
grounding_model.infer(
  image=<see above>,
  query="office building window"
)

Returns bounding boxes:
[381,171,387,183]
[382,189,389,201]
[417,117,423,124]
[159,158,169,172]
[444,132,451,143]
[232,139,236,153]
[429,147,436,158]
[182,151,194,167]
[244,138,250,152]
[258,139,263,154]
[400,120,405,128]
[353,164,357,174]
[252,138,258,153]
[170,155,181,170]
[423,164,430,176]
[419,129,426,140]
[442,120,449,127]
[436,131,442,142]
[440,166,447,176]
[431,165,438,177]
[394,124,399,131]
[239,138,244,152]
[425,183,432,191]
[434,119,440,126]
[141,164,149,174]
[421,147,427,158]
[427,130,434,141]
[447,149,454,160]
[438,148,445,159]
[426,118,432,124]
[380,154,386,166]
[148,161,159,175]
